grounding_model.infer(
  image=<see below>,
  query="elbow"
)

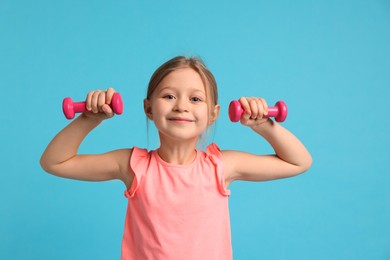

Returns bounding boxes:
[40,157,50,173]
[40,155,55,174]
[299,154,313,174]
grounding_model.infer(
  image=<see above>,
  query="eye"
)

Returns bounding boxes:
[163,94,175,100]
[191,97,203,102]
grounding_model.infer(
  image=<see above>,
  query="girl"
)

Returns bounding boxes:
[40,56,312,259]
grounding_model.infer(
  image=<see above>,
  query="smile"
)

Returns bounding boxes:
[168,117,195,123]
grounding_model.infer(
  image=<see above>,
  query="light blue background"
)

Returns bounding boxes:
[1,0,389,259]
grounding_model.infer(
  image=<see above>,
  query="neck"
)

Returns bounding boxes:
[157,137,198,165]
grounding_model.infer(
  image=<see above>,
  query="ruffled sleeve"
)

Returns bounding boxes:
[124,146,150,198]
[206,143,231,196]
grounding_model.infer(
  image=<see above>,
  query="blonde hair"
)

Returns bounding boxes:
[146,56,218,107]
[146,56,219,148]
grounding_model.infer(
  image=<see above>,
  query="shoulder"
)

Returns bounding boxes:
[204,143,230,166]
[204,143,237,185]
[205,143,222,157]
[123,146,153,189]
[103,148,134,189]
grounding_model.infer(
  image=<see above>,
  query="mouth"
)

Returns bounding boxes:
[168,117,195,123]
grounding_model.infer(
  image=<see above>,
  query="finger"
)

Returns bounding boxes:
[106,87,115,105]
[253,98,264,120]
[239,97,250,112]
[240,114,250,126]
[248,98,259,119]
[239,97,251,122]
[257,98,268,119]
[258,98,268,117]
[86,91,95,111]
[98,91,107,112]
[102,104,114,118]
[91,91,102,113]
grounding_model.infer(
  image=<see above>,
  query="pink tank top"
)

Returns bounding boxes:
[121,143,232,260]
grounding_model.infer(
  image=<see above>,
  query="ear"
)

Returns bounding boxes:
[144,99,153,120]
[208,104,220,125]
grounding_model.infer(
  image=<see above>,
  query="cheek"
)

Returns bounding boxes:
[197,108,211,126]
[152,101,167,114]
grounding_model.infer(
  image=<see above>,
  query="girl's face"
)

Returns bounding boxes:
[144,68,219,143]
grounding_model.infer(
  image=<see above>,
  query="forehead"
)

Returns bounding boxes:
[157,68,206,93]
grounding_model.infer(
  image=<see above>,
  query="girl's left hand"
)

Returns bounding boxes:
[238,97,269,127]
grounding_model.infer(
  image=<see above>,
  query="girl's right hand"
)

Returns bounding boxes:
[84,87,116,120]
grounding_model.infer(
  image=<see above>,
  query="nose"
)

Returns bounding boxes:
[173,98,189,112]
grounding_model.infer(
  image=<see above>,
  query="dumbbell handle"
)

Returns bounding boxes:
[63,92,124,119]
[228,100,288,123]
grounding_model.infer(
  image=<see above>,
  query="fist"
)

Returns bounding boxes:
[238,97,269,126]
[84,87,117,120]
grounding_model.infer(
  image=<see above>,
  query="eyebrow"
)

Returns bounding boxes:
[159,86,206,95]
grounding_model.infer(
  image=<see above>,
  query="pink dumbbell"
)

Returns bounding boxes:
[62,92,124,119]
[228,100,288,123]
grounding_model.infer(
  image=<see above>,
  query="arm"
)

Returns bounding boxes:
[40,88,133,187]
[223,97,312,183]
